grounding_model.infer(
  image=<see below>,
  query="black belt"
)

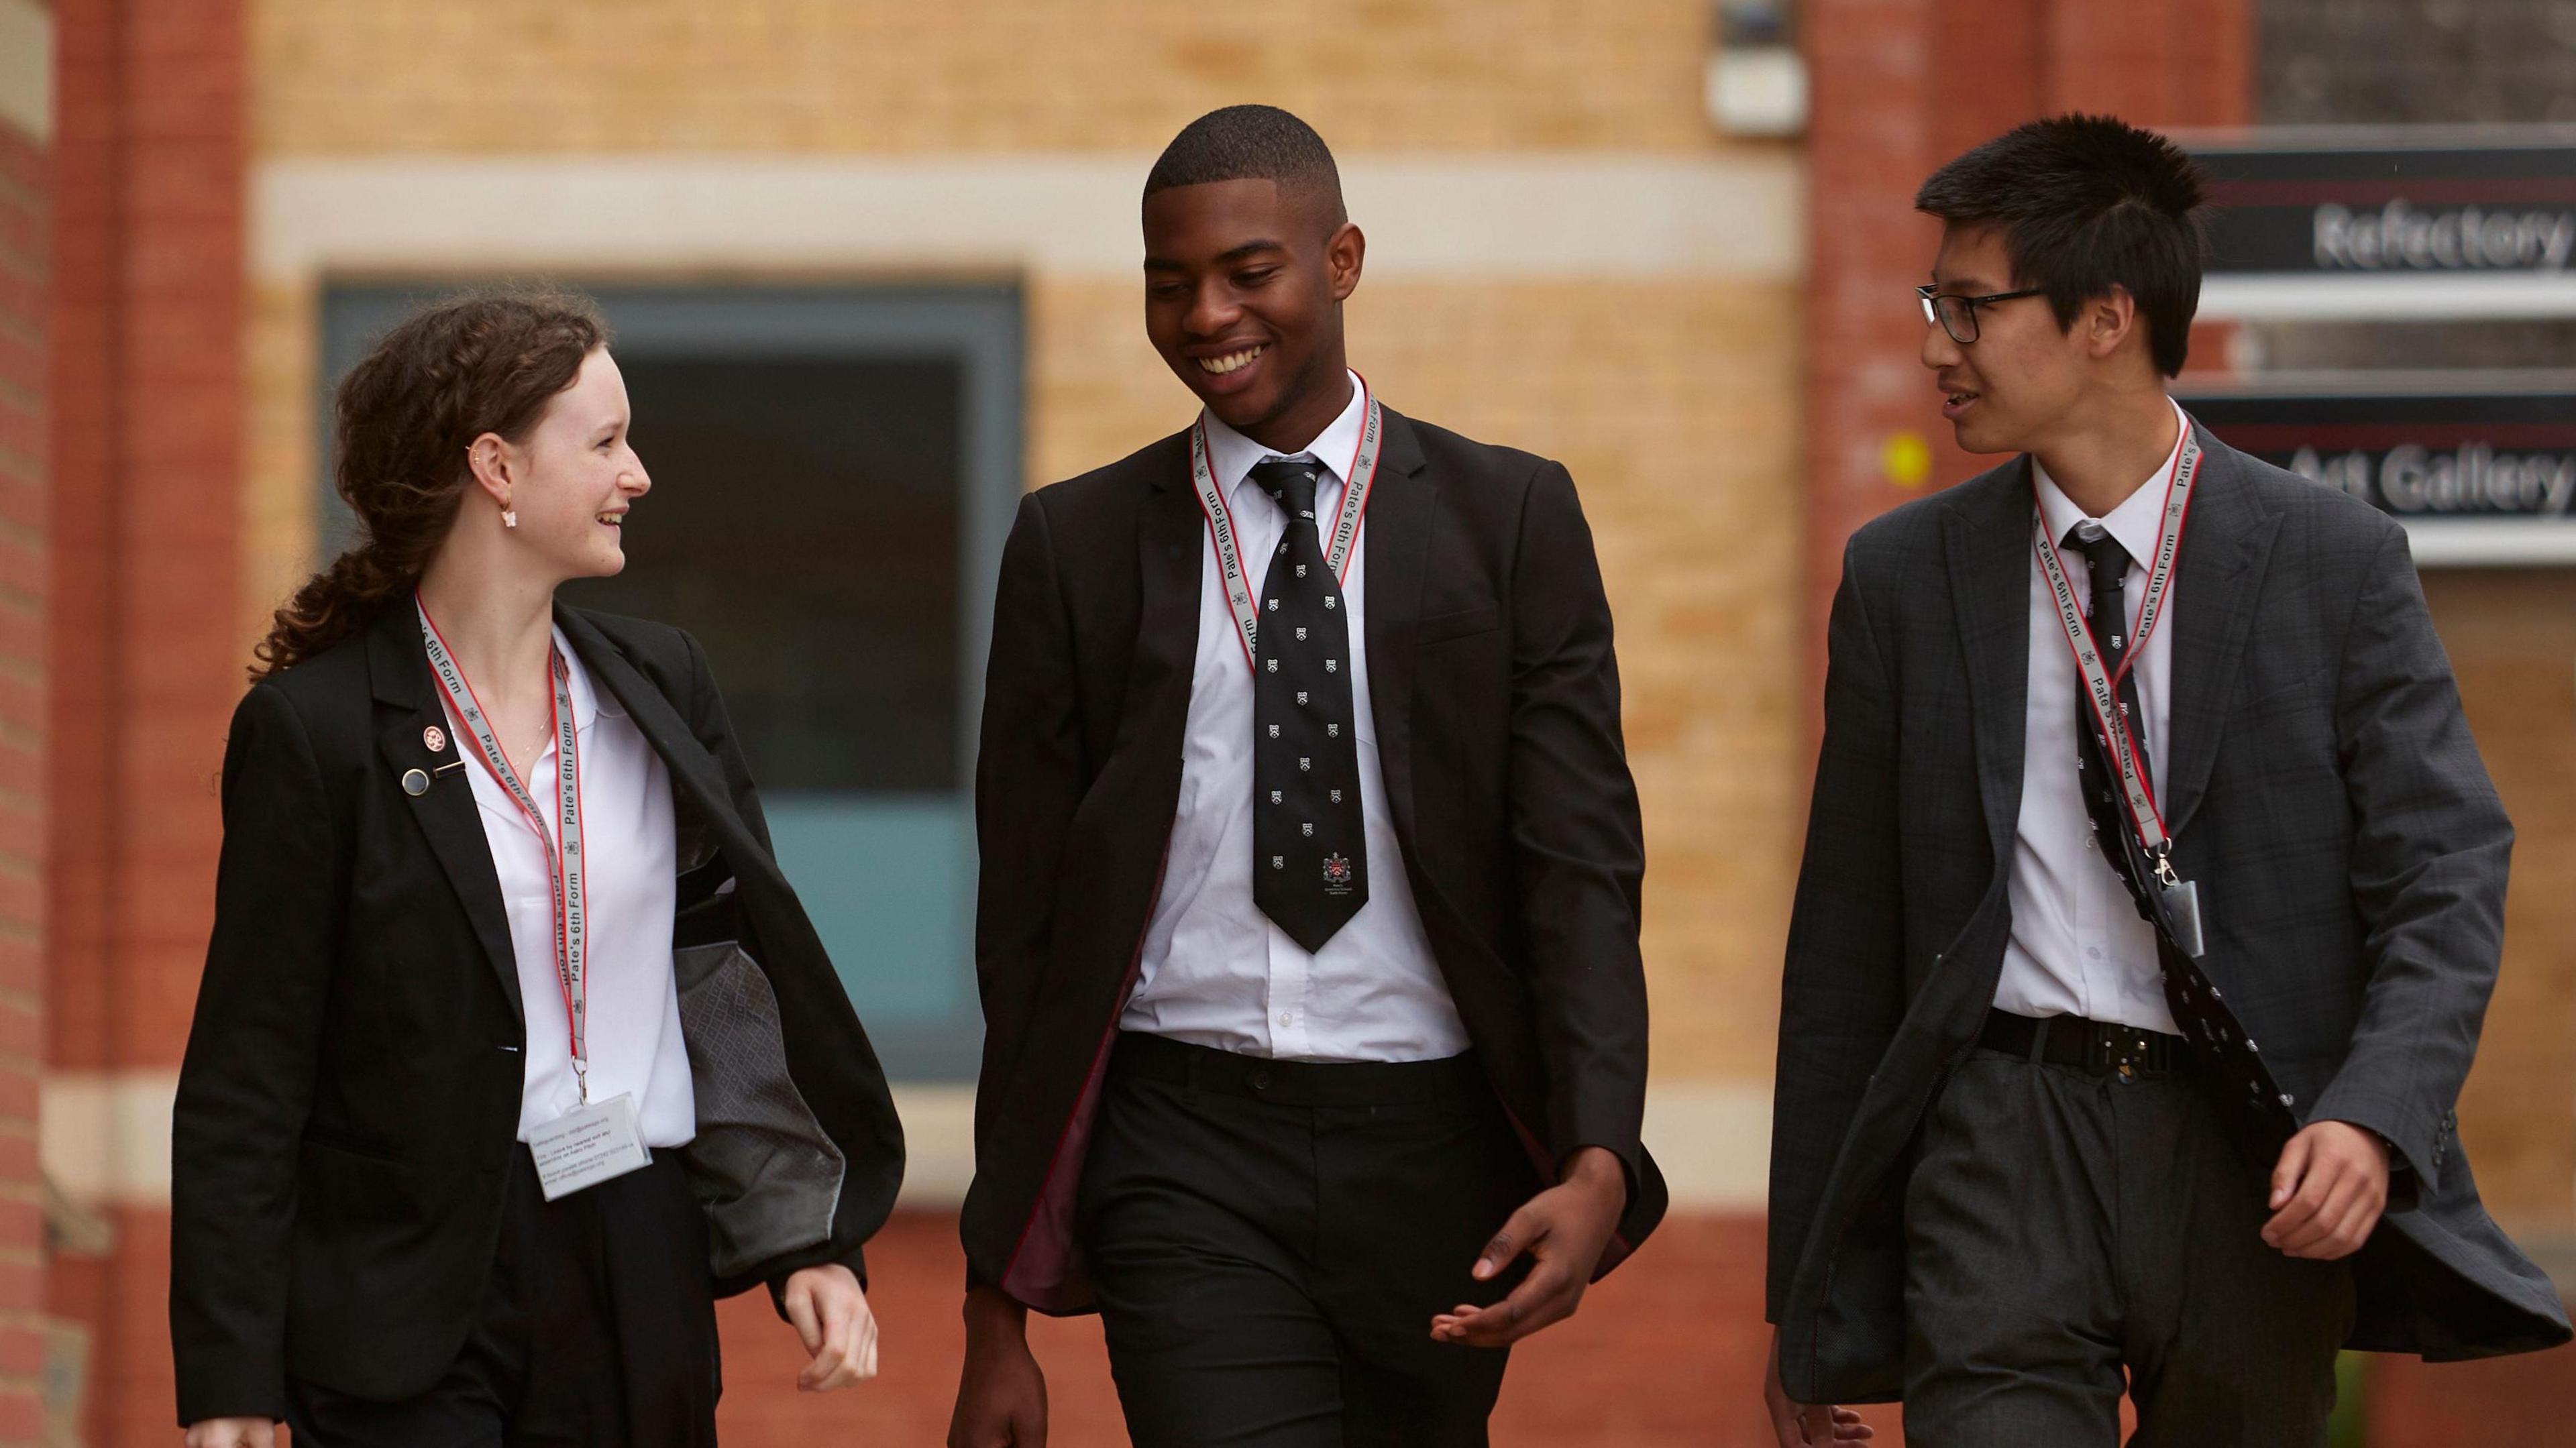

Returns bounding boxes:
[1108,1031,1488,1107]
[1980,1008,2189,1080]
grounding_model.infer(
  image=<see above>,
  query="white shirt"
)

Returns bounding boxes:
[1996,401,2190,1036]
[1120,374,1471,1062]
[451,632,698,1146]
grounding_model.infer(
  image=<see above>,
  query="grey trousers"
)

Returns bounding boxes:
[1902,1045,2355,1447]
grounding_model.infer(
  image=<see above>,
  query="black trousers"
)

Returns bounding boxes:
[1902,1042,2355,1447]
[1077,1032,1535,1448]
[285,1152,720,1448]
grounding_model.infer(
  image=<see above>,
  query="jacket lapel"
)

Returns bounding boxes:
[366,604,525,1023]
[1361,410,1432,848]
[1132,434,1208,757]
[553,606,773,878]
[1944,463,2035,863]
[2159,421,2278,842]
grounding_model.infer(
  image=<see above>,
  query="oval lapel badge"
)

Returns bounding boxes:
[423,724,448,754]
[400,768,430,797]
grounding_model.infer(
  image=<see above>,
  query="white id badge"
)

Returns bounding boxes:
[527,1093,653,1201]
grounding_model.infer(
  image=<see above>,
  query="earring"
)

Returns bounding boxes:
[500,499,519,529]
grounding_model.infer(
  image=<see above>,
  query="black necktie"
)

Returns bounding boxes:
[1250,456,1368,952]
[2066,522,2298,1144]
[2071,524,2153,878]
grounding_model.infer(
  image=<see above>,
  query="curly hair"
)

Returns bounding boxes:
[252,286,609,679]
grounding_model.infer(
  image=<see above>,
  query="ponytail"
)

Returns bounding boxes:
[251,543,412,679]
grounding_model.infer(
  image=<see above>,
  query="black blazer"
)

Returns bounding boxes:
[961,404,1667,1313]
[1768,421,2572,1404]
[170,602,905,1425]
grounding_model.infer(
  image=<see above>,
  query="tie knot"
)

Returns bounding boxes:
[2065,521,2132,581]
[1250,457,1323,524]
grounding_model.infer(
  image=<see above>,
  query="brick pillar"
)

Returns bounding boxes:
[1801,0,2251,726]
[46,0,241,1441]
[0,1,52,1439]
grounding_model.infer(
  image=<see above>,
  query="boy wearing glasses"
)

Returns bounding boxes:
[1762,115,2568,1447]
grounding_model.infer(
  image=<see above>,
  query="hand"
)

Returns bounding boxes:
[1429,1145,1625,1348]
[184,1420,275,1448]
[782,1263,879,1392]
[2263,1120,2391,1260]
[1763,1328,1872,1445]
[949,1285,1048,1448]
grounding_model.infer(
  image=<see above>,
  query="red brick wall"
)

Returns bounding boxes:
[47,0,241,1440]
[0,60,52,1447]
[1801,0,2251,710]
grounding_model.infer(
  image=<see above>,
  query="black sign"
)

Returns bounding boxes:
[2189,130,2576,276]
[2178,381,2576,519]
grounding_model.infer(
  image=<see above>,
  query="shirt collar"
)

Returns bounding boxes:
[1201,370,1368,504]
[2033,398,2191,571]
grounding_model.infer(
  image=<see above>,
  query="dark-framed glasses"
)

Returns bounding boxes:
[1917,284,2045,345]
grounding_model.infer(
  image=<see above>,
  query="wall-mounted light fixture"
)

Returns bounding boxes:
[1706,0,1806,139]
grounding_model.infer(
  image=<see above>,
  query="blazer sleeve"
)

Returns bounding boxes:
[1767,535,1909,1323]
[965,491,1088,1284]
[170,683,343,1425]
[2310,524,2512,1194]
[1502,462,1651,1194]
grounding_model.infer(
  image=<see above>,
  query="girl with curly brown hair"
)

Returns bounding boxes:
[173,287,904,1448]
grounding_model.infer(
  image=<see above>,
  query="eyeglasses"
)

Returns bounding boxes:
[1917,284,2045,345]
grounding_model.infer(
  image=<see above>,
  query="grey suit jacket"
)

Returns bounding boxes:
[1767,419,2572,1404]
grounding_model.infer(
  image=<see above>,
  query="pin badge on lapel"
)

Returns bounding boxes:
[423,721,468,781]
[401,768,431,797]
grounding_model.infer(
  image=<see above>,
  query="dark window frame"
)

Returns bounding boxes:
[317,281,1024,1080]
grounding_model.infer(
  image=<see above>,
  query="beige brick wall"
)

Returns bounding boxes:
[253,0,1722,156]
[241,278,316,675]
[2419,570,2576,1230]
[241,0,1808,1088]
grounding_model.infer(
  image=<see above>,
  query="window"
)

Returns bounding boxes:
[320,284,1024,1079]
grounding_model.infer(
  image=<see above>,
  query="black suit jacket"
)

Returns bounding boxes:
[961,405,1667,1312]
[170,602,905,1424]
[1768,419,2572,1403]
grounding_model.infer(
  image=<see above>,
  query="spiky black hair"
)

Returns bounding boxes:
[1915,114,2211,376]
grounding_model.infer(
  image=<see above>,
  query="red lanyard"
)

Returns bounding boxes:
[1191,377,1384,674]
[2031,416,2202,877]
[417,596,594,1097]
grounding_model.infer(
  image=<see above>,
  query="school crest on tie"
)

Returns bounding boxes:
[1322,853,1354,891]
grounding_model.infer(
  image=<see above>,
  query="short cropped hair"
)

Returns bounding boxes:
[1915,114,2210,377]
[1144,105,1346,223]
